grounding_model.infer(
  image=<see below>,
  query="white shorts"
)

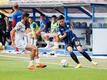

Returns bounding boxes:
[41,32,48,38]
[15,39,27,49]
[41,32,57,37]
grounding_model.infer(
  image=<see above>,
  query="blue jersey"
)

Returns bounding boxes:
[57,24,77,44]
[40,19,49,32]
[10,10,23,23]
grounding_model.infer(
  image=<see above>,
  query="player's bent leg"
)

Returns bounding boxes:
[77,45,92,62]
[31,32,38,46]
[67,46,73,52]
[77,46,97,65]
[26,44,46,69]
[34,46,47,68]
[76,46,83,52]
[36,30,41,38]
[25,28,31,34]
[67,46,81,68]
[51,35,59,50]
[26,44,37,71]
[44,34,50,49]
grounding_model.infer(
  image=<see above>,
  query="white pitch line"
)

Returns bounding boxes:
[78,56,107,59]
[0,54,107,60]
[0,54,28,59]
[0,54,107,70]
[1,50,107,59]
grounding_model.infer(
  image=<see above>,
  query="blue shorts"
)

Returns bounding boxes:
[66,39,82,51]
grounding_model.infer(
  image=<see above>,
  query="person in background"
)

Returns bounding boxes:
[39,14,50,49]
[0,13,9,46]
[50,15,59,50]
[10,3,23,28]
[10,3,23,48]
[27,17,39,46]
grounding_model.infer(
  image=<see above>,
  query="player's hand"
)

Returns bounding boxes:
[59,35,64,40]
[59,33,66,39]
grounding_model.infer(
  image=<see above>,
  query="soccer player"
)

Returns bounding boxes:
[11,13,45,71]
[57,15,97,68]
[10,3,23,28]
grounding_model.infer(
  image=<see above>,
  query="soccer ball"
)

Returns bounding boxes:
[60,59,68,67]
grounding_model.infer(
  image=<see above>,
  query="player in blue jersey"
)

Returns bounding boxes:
[57,15,97,68]
[10,3,23,28]
[10,3,23,48]
[39,14,51,48]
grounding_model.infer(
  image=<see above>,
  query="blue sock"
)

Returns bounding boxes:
[69,52,80,64]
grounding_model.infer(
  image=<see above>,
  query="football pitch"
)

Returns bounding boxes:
[0,53,107,80]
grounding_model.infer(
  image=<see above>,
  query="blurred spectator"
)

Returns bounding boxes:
[10,3,23,47]
[39,14,50,48]
[50,15,59,50]
[51,15,58,33]
[39,14,50,33]
[27,17,40,45]
[0,13,9,45]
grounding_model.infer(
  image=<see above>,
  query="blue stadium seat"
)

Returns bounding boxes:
[81,22,87,28]
[103,23,107,28]
[74,22,81,28]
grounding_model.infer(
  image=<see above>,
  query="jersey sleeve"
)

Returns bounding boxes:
[66,24,71,29]
[33,24,36,28]
[56,27,61,35]
[36,23,39,30]
[31,24,36,30]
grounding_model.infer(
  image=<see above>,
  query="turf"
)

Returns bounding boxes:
[0,54,107,80]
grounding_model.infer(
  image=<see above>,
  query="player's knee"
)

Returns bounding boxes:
[10,30,14,35]
[31,48,36,54]
[32,34,37,39]
[26,28,31,33]
[77,46,83,52]
[35,52,39,56]
[33,46,38,51]
[36,30,41,36]
[32,47,36,51]
[44,35,49,41]
[54,35,59,42]
[67,46,73,52]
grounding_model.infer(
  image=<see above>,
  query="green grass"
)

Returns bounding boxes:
[0,55,107,80]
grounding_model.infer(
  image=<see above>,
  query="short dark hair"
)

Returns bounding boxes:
[58,15,64,20]
[40,14,45,17]
[29,17,33,19]
[13,3,19,9]
[22,12,29,19]
[52,15,57,18]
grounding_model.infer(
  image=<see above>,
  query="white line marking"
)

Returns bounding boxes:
[0,54,107,70]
